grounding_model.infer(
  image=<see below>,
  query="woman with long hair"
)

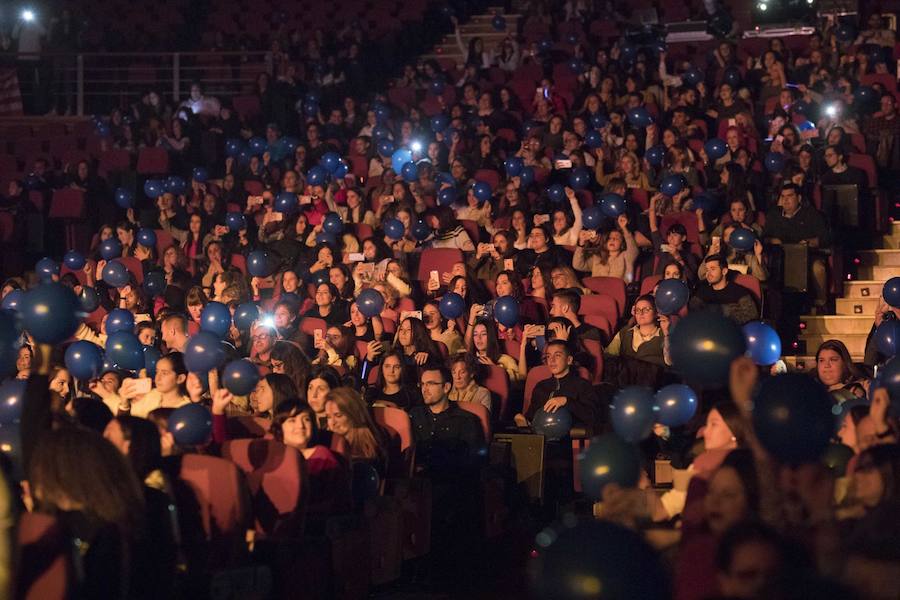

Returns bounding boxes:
[573,214,639,281]
[270,341,311,398]
[366,349,422,410]
[324,387,390,469]
[306,365,342,428]
[466,318,522,381]
[313,325,358,373]
[249,372,297,418]
[393,316,443,372]
[422,300,463,355]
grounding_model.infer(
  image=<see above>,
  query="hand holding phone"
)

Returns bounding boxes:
[314,329,324,349]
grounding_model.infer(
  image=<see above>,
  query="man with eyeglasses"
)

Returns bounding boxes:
[820,145,868,189]
[513,339,598,432]
[409,365,485,471]
[250,322,276,371]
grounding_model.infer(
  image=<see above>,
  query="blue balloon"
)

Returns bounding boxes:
[834,22,856,42]
[874,320,900,357]
[320,152,342,173]
[655,279,689,315]
[184,331,227,373]
[106,309,135,335]
[436,171,456,187]
[538,38,553,53]
[659,174,685,197]
[35,257,59,282]
[567,57,584,74]
[722,66,741,87]
[356,288,385,318]
[164,176,186,195]
[533,519,670,600]
[65,341,104,380]
[881,356,900,401]
[585,130,603,149]
[376,137,395,156]
[627,107,653,128]
[102,260,130,288]
[568,167,591,190]
[589,113,608,130]
[654,384,698,427]
[372,125,391,142]
[429,78,446,96]
[1,290,23,312]
[248,137,267,155]
[531,407,573,441]
[223,359,260,396]
[315,232,337,246]
[0,380,26,424]
[247,251,273,278]
[78,286,101,313]
[21,284,81,344]
[105,331,144,371]
[473,180,492,202]
[99,238,122,261]
[683,67,704,87]
[275,191,298,214]
[883,277,900,308]
[401,161,418,183]
[136,228,157,248]
[611,386,655,442]
[233,302,259,331]
[191,167,208,185]
[373,103,391,123]
[504,157,524,176]
[323,212,344,235]
[383,218,405,240]
[753,373,833,464]
[307,165,329,186]
[143,179,164,199]
[645,145,666,167]
[437,186,457,206]
[391,148,413,171]
[168,403,213,446]
[0,312,18,377]
[114,187,134,209]
[201,301,232,338]
[412,220,431,241]
[692,192,718,213]
[582,206,603,230]
[439,292,465,319]
[797,120,816,132]
[742,321,782,366]
[519,167,535,186]
[670,311,747,386]
[333,162,349,179]
[729,227,756,252]
[430,114,450,133]
[578,433,641,500]
[599,192,626,218]
[142,271,166,298]
[704,138,727,160]
[546,184,565,203]
[494,296,519,328]
[764,152,786,173]
[143,345,161,378]
[491,14,506,30]
[63,250,86,271]
[225,138,243,158]
[308,269,330,286]
[225,211,246,232]
[303,100,319,116]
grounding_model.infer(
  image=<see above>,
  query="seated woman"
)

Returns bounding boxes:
[273,296,305,346]
[306,365,343,429]
[549,186,584,247]
[425,205,475,251]
[94,353,191,418]
[270,340,311,398]
[466,318,523,381]
[346,299,385,343]
[365,349,422,410]
[303,282,350,327]
[313,325,358,373]
[393,316,444,375]
[550,265,591,296]
[185,286,208,335]
[271,399,351,517]
[471,230,518,282]
[249,373,297,419]
[324,387,391,471]
[573,214,639,281]
[423,300,463,355]
[604,294,670,371]
[448,354,492,412]
[494,269,544,324]
[812,339,867,400]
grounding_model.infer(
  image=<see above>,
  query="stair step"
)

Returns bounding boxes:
[836,297,881,316]
[857,265,897,280]
[798,315,873,334]
[798,333,869,356]
[843,280,889,299]
[858,249,900,267]
[882,235,900,249]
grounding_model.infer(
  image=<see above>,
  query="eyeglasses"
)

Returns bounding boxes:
[634,307,654,314]
[420,381,444,387]
[252,334,272,341]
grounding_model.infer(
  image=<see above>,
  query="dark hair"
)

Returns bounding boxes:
[666,223,687,237]
[711,402,749,447]
[262,373,299,413]
[813,339,864,386]
[270,341,311,396]
[544,338,573,358]
[825,144,845,161]
[271,399,322,445]
[397,316,442,357]
[704,253,727,268]
[495,269,526,302]
[780,182,802,197]
[552,289,581,314]
[715,520,785,573]
[720,449,760,514]
[469,318,506,362]
[420,364,451,384]
[112,416,163,480]
[307,365,342,392]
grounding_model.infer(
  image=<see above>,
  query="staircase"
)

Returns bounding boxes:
[419,8,522,69]
[794,221,900,365]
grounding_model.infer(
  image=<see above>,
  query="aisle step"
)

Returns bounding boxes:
[797,315,873,334]
[858,265,898,280]
[843,280,889,299]
[798,333,869,356]
[836,297,881,316]
[858,249,900,267]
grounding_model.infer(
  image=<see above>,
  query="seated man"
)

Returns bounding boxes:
[549,289,603,342]
[409,365,485,471]
[689,255,759,325]
[514,340,599,433]
[763,183,832,312]
[819,144,869,188]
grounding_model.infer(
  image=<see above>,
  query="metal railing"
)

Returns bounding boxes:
[2,51,271,116]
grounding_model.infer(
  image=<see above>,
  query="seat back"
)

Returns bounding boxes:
[523,365,591,415]
[582,276,626,316]
[847,153,877,188]
[221,438,308,539]
[118,256,145,284]
[456,401,491,440]
[734,273,762,307]
[416,248,464,282]
[482,365,510,420]
[372,406,413,453]
[178,453,251,567]
[299,317,328,338]
[577,294,619,326]
[582,313,613,345]
[640,274,662,296]
[136,147,169,174]
[225,416,272,439]
[49,188,85,219]
[16,512,72,599]
[582,338,605,385]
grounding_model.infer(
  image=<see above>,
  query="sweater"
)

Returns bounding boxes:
[525,370,599,431]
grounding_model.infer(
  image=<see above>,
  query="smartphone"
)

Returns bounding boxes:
[249,195,264,206]
[728,118,737,127]
[400,310,423,322]
[536,214,550,225]
[554,159,573,169]
[712,236,721,245]
[429,270,439,288]
[535,335,546,353]
[531,325,546,337]
[383,195,395,203]
[314,329,324,349]
[660,243,673,253]
[348,252,364,262]
[271,212,283,221]
[298,195,312,205]
[503,258,514,271]
[133,378,153,395]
